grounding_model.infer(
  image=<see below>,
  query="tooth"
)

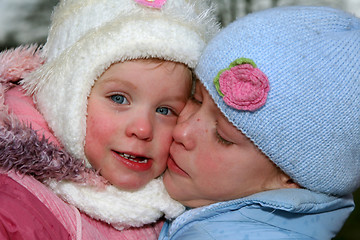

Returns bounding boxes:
[119,153,148,163]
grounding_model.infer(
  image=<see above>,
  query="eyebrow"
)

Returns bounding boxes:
[165,94,188,102]
[98,77,137,89]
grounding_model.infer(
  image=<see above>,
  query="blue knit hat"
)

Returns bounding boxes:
[195,6,360,196]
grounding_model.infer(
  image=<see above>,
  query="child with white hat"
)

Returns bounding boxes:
[0,0,219,239]
[160,6,360,239]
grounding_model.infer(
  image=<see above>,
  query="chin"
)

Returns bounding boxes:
[163,172,184,200]
[110,176,148,191]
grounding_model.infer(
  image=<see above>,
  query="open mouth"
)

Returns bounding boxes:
[113,151,153,172]
[118,153,148,164]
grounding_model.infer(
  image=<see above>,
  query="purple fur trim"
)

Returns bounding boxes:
[0,46,108,187]
[0,115,107,186]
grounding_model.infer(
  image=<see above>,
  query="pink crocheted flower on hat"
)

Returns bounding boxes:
[214,58,270,111]
[134,0,167,9]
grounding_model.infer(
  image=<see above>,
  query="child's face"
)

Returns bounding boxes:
[85,59,192,190]
[164,81,286,207]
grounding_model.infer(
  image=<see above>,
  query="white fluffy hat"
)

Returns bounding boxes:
[23,0,219,166]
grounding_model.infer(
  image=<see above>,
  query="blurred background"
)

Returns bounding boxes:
[0,0,359,239]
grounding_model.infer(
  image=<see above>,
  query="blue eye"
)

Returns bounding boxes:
[111,94,129,104]
[156,107,172,115]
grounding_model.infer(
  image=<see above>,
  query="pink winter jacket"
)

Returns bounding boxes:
[0,46,163,239]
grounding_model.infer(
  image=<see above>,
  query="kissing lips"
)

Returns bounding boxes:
[167,154,188,177]
[113,151,152,171]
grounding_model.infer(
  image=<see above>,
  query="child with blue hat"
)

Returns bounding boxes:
[160,6,360,239]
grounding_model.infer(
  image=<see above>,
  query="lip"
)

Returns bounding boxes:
[167,153,188,177]
[112,150,152,172]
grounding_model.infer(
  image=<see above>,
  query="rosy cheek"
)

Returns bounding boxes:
[85,116,112,153]
[161,132,173,151]
[156,127,174,156]
[88,113,114,135]
[196,149,220,174]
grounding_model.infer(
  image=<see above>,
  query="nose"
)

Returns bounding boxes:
[125,111,153,141]
[172,99,200,150]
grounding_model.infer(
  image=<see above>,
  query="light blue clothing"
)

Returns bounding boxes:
[159,189,354,240]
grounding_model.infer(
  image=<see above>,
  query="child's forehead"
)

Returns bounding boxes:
[101,59,192,78]
[131,58,191,72]
[99,58,192,76]
[94,59,192,92]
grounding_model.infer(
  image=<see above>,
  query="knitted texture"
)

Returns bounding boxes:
[195,6,360,196]
[214,58,269,111]
[21,0,219,166]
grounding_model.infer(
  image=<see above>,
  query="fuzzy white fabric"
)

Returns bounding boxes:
[47,177,185,230]
[22,0,219,166]
[43,0,218,65]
